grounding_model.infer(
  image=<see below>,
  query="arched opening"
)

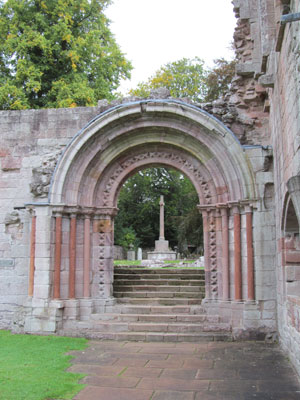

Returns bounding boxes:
[27,100,260,337]
[282,194,300,297]
[114,166,202,258]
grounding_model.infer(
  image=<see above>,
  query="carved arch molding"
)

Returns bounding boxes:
[97,148,215,208]
[33,100,257,303]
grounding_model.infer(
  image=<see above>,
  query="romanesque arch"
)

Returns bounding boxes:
[28,100,258,326]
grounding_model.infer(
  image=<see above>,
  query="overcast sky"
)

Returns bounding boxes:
[106,0,236,94]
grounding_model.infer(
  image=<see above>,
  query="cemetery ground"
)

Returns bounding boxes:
[1,330,300,399]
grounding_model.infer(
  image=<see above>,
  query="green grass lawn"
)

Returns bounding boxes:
[0,330,87,400]
[113,259,197,266]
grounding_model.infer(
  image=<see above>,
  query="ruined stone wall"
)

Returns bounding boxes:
[201,0,275,145]
[0,107,101,328]
[267,0,300,375]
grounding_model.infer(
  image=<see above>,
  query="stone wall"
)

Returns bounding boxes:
[0,107,100,328]
[268,0,300,375]
[1,0,300,375]
[230,0,300,376]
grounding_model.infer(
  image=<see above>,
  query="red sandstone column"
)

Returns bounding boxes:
[68,214,77,299]
[28,214,36,297]
[202,210,211,299]
[221,207,230,300]
[245,206,255,301]
[233,205,242,301]
[83,215,91,298]
[53,214,62,299]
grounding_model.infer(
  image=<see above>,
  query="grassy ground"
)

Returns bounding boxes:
[0,330,87,400]
[113,259,196,266]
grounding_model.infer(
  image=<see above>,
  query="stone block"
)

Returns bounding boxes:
[258,74,275,88]
[244,310,261,320]
[253,240,276,256]
[34,270,51,286]
[1,157,21,171]
[0,259,14,267]
[33,284,51,299]
[255,285,276,300]
[31,298,48,308]
[35,258,52,271]
[64,300,80,320]
[236,63,256,77]
[263,300,276,310]
[262,310,276,320]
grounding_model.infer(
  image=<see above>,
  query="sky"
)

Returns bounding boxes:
[106,0,237,94]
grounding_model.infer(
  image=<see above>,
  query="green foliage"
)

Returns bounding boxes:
[204,58,236,102]
[114,167,202,251]
[130,57,207,102]
[130,57,236,104]
[0,0,132,109]
[116,226,140,251]
[0,330,87,400]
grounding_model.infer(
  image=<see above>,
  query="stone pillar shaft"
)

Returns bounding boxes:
[233,207,242,301]
[28,215,36,297]
[202,211,211,299]
[221,208,230,301]
[246,210,255,300]
[68,215,77,299]
[53,216,62,299]
[83,216,91,298]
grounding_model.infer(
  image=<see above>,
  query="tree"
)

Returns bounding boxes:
[129,57,207,103]
[114,167,202,252]
[204,58,236,102]
[0,0,132,110]
[129,57,236,104]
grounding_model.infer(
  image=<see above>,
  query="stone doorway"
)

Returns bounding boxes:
[25,99,272,338]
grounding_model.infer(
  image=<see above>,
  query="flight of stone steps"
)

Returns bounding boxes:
[87,266,232,342]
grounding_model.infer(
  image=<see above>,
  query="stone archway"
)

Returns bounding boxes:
[27,99,259,333]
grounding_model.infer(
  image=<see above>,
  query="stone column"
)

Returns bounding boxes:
[53,212,62,299]
[201,209,211,300]
[83,213,91,298]
[92,208,118,306]
[208,210,218,300]
[28,213,36,297]
[220,207,230,301]
[31,204,52,300]
[233,205,242,301]
[215,208,223,300]
[68,213,77,299]
[245,205,255,301]
[159,195,165,240]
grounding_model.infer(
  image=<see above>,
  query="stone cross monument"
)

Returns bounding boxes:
[147,195,176,260]
[159,195,165,240]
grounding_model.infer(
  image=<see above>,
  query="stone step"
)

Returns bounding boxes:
[113,285,204,292]
[114,291,204,299]
[111,304,204,315]
[114,279,205,286]
[114,268,205,275]
[92,321,231,334]
[116,297,203,306]
[114,273,204,280]
[77,330,232,342]
[91,313,220,324]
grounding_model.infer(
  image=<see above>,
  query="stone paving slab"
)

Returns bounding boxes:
[71,340,300,400]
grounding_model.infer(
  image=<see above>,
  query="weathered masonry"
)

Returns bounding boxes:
[0,0,300,376]
[0,100,274,338]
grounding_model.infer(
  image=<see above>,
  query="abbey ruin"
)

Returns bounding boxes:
[1,0,300,376]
